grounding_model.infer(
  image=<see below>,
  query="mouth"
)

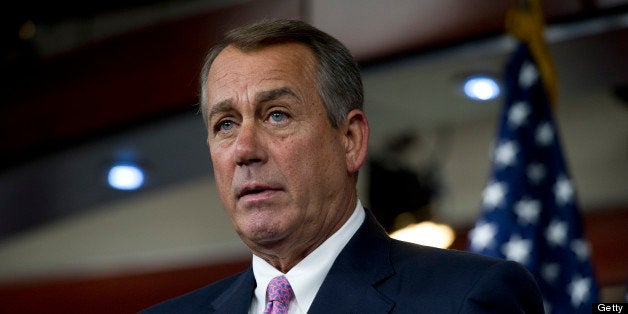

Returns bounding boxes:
[237,184,281,200]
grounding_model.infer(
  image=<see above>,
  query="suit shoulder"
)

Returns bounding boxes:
[139,270,247,313]
[388,239,538,290]
[390,239,503,270]
[386,240,543,312]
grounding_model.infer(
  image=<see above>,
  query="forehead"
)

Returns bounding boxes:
[206,43,317,96]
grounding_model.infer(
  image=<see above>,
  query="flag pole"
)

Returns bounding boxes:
[506,0,558,106]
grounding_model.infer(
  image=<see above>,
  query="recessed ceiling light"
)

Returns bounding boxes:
[463,76,500,101]
[107,164,145,190]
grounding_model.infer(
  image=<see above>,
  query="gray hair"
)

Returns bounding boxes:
[199,19,363,128]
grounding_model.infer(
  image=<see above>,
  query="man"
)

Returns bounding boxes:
[142,19,543,313]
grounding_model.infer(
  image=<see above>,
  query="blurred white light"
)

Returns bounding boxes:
[107,164,145,190]
[463,76,500,101]
[390,221,456,249]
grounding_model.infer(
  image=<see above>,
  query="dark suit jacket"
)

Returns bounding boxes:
[141,211,544,313]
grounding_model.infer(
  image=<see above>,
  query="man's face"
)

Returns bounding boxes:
[205,43,357,258]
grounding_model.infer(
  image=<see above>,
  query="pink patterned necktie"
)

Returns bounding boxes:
[263,275,294,314]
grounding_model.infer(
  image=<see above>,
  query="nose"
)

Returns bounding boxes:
[234,121,266,166]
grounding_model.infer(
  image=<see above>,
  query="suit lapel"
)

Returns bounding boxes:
[308,210,396,313]
[210,267,256,313]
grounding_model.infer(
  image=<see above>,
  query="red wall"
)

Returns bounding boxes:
[0,260,251,314]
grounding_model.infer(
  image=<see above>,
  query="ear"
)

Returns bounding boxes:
[342,109,370,174]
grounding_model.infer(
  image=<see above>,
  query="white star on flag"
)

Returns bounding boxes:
[494,141,518,167]
[519,61,539,88]
[469,222,497,251]
[482,182,506,209]
[554,176,574,205]
[502,235,532,265]
[508,101,530,127]
[543,301,552,314]
[571,239,591,261]
[536,122,554,146]
[542,263,561,284]
[514,198,541,225]
[527,163,546,184]
[568,276,591,308]
[546,219,569,246]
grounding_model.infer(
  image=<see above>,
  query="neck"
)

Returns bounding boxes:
[252,195,357,273]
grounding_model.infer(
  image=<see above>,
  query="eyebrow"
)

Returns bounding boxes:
[255,87,299,104]
[208,87,299,121]
[208,99,234,122]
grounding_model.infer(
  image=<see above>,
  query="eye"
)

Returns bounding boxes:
[216,119,235,132]
[269,111,288,123]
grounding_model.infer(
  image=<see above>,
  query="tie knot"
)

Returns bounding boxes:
[266,275,294,303]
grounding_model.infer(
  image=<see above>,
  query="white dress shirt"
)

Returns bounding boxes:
[248,200,366,314]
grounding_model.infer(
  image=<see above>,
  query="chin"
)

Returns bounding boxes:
[240,220,287,244]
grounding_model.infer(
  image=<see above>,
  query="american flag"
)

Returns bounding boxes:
[467,42,599,314]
